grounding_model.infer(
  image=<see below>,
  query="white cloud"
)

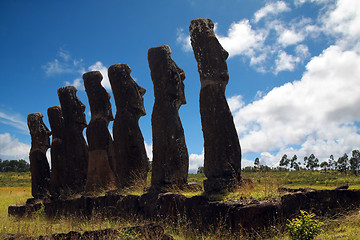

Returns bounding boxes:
[42,49,84,76]
[144,141,153,162]
[189,151,204,173]
[241,157,256,168]
[227,95,244,113]
[218,19,267,59]
[295,44,310,59]
[188,151,254,172]
[254,1,290,23]
[58,49,71,61]
[321,0,360,51]
[0,111,28,133]
[177,3,313,73]
[176,28,192,52]
[278,29,305,47]
[294,0,329,6]
[0,133,30,160]
[231,45,360,166]
[65,78,84,90]
[177,19,267,68]
[274,50,301,73]
[88,61,111,91]
[63,61,111,92]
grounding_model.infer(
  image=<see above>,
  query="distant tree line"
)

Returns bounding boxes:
[242,149,360,175]
[0,159,30,172]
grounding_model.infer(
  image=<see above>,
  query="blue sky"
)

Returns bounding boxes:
[1,0,360,173]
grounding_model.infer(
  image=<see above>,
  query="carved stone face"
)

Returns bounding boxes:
[27,112,51,151]
[47,106,64,139]
[129,79,146,116]
[148,44,187,108]
[83,71,114,123]
[108,64,146,116]
[190,18,229,86]
[57,86,87,129]
[170,60,186,108]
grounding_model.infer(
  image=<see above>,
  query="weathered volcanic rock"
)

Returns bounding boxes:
[27,113,51,199]
[108,64,149,188]
[47,106,67,198]
[4,223,174,240]
[148,44,189,191]
[57,86,88,195]
[190,18,241,193]
[83,71,116,192]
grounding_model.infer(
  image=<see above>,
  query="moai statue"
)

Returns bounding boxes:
[57,86,88,194]
[47,106,67,198]
[83,71,116,192]
[148,44,189,191]
[190,18,242,193]
[27,112,51,199]
[108,64,149,188]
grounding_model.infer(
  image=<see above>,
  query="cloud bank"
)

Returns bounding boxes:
[0,133,30,160]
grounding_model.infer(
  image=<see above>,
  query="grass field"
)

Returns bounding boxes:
[0,171,359,239]
[0,172,31,187]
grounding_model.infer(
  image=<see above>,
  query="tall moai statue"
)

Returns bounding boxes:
[27,112,51,199]
[47,106,67,198]
[83,71,116,192]
[189,18,242,193]
[108,64,149,188]
[148,44,189,191]
[57,86,89,194]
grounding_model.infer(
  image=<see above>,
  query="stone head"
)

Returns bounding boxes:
[108,64,146,116]
[47,106,64,140]
[57,86,87,129]
[83,71,113,123]
[27,112,51,151]
[189,18,229,86]
[148,44,186,108]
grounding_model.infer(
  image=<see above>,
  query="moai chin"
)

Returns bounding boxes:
[108,64,149,188]
[47,106,67,198]
[57,86,88,195]
[190,18,242,193]
[27,112,51,199]
[148,44,189,191]
[83,71,116,193]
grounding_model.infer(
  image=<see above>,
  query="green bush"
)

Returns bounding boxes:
[287,210,323,240]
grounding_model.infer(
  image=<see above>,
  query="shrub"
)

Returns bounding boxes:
[287,210,323,240]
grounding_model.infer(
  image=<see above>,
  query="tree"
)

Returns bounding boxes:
[0,159,30,172]
[254,157,260,169]
[328,155,336,170]
[293,161,301,171]
[337,153,349,174]
[260,165,271,172]
[16,159,30,172]
[305,154,319,171]
[279,154,290,168]
[290,155,298,170]
[350,150,360,175]
[197,166,204,174]
[320,161,329,172]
